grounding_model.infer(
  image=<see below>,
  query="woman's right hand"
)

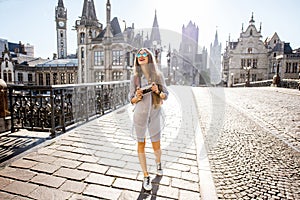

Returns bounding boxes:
[136,87,143,101]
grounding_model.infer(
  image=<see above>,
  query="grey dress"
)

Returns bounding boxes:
[129,73,168,142]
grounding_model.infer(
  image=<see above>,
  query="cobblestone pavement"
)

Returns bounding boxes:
[0,86,206,200]
[193,87,300,199]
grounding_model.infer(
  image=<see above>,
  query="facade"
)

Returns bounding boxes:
[222,13,300,87]
[75,0,143,83]
[209,30,222,85]
[35,59,77,85]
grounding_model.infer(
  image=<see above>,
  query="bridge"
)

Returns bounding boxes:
[0,85,299,199]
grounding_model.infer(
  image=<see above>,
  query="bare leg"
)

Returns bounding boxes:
[137,141,149,177]
[152,140,161,163]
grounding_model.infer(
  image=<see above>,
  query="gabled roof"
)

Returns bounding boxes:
[97,17,125,39]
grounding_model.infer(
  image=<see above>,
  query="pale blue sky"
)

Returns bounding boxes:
[1,0,299,58]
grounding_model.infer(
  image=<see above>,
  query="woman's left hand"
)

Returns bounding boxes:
[151,82,159,94]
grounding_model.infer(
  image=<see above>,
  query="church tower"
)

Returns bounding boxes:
[150,10,162,63]
[209,30,222,85]
[55,0,67,59]
[75,0,102,83]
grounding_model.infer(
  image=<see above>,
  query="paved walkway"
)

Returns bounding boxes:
[0,86,213,200]
[0,86,299,200]
[193,87,299,199]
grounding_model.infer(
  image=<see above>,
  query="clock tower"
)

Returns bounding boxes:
[55,0,67,59]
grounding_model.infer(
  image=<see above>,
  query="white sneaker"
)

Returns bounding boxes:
[156,162,163,176]
[143,176,152,191]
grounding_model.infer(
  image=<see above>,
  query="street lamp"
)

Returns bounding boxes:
[298,72,300,90]
[173,66,179,84]
[243,66,252,87]
[166,47,171,86]
[272,55,283,87]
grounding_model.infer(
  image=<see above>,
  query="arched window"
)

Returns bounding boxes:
[8,70,12,82]
[80,32,85,44]
[248,48,252,53]
[250,29,253,36]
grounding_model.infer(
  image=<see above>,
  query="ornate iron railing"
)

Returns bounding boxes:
[7,81,130,136]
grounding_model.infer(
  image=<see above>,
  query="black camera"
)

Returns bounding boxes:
[141,85,152,94]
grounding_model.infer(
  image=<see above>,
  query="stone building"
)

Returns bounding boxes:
[222,13,300,87]
[75,0,143,83]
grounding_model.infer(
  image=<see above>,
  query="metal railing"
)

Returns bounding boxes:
[7,81,130,136]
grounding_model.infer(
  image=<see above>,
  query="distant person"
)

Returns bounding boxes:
[129,48,168,191]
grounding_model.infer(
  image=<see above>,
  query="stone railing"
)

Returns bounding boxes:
[7,81,130,136]
[233,79,299,89]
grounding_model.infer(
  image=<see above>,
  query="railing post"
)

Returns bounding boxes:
[50,88,55,136]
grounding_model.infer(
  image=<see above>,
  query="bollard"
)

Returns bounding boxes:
[0,79,9,118]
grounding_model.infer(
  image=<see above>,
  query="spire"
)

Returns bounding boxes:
[150,10,161,44]
[259,22,262,32]
[81,0,97,21]
[58,0,64,7]
[214,30,219,46]
[104,0,113,38]
[249,12,255,24]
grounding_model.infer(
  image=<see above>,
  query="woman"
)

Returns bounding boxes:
[129,48,168,191]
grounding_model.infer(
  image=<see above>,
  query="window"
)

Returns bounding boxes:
[250,29,253,36]
[112,50,123,65]
[113,71,123,80]
[80,32,85,44]
[285,63,291,73]
[17,73,23,83]
[61,73,66,84]
[247,59,252,67]
[60,31,64,38]
[68,73,74,84]
[53,73,58,85]
[38,73,43,85]
[8,70,12,82]
[46,73,51,85]
[28,73,33,83]
[95,71,105,82]
[241,59,246,68]
[253,59,258,68]
[81,47,84,59]
[3,70,7,82]
[94,51,104,66]
[292,63,298,73]
[248,48,252,53]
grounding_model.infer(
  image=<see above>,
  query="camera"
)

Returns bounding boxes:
[141,85,152,94]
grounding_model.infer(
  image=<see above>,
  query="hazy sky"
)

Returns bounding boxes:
[1,0,299,59]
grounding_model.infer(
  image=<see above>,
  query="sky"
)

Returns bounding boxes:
[1,0,300,59]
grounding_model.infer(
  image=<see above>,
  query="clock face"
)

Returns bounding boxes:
[58,21,65,27]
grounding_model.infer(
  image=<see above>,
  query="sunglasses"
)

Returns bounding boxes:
[137,52,148,58]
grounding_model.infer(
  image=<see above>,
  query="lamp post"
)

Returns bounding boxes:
[243,66,252,87]
[273,55,283,87]
[298,72,300,90]
[166,48,171,86]
[231,73,234,87]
